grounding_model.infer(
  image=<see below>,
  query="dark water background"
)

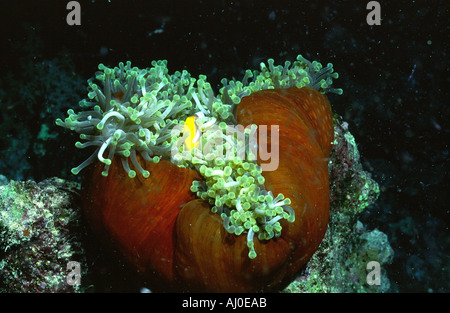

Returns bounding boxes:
[0,0,448,292]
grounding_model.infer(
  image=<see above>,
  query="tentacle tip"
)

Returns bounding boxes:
[248,250,257,259]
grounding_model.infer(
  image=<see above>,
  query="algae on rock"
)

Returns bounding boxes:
[284,117,393,293]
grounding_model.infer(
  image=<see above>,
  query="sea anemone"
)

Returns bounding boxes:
[56,56,341,179]
[57,55,341,292]
[56,60,219,178]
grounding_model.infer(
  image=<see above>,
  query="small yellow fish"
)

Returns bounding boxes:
[183,113,203,150]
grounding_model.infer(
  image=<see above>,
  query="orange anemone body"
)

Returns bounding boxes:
[82,87,334,292]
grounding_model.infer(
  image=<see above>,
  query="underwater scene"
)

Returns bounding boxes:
[0,0,448,298]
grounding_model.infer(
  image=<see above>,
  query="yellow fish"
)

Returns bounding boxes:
[183,112,203,150]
